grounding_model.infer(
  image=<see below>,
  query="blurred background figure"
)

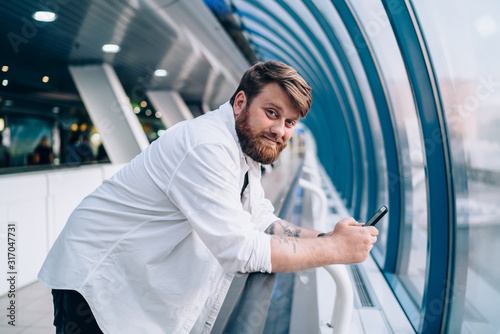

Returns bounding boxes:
[76,134,95,163]
[34,136,54,165]
[65,133,81,165]
[0,133,11,168]
[96,143,109,163]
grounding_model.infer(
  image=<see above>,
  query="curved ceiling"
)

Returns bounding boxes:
[0,0,251,109]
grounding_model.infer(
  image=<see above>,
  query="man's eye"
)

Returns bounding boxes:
[267,109,276,116]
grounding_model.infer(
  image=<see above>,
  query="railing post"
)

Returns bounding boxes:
[300,155,353,334]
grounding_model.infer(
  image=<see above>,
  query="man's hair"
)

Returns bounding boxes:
[230,61,312,118]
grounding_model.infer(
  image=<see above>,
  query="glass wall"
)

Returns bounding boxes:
[0,97,107,172]
[413,0,500,332]
[0,94,167,174]
[349,0,429,306]
[314,0,387,225]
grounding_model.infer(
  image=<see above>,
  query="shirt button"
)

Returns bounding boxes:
[260,269,266,273]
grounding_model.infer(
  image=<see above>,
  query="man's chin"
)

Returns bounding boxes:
[249,147,282,165]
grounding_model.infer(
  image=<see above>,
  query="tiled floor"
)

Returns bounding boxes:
[0,280,53,334]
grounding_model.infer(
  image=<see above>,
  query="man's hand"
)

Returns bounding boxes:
[269,217,378,272]
[325,217,379,264]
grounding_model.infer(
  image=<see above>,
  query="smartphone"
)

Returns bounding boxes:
[365,205,388,227]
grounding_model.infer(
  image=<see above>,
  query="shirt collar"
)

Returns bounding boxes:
[219,101,246,163]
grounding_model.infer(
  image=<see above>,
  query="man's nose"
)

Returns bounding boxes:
[270,121,285,138]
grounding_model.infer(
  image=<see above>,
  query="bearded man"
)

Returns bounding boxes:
[38,61,378,334]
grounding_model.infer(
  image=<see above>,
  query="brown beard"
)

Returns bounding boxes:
[235,106,287,164]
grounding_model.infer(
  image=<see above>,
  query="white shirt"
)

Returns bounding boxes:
[38,102,278,334]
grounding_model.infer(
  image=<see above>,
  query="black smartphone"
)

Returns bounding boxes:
[365,205,388,227]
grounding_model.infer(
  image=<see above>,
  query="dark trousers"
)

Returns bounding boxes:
[52,289,104,334]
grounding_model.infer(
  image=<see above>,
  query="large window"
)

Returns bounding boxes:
[349,0,429,305]
[413,0,500,332]
[0,97,109,172]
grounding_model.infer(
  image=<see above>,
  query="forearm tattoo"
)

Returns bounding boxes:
[265,220,302,238]
[272,235,298,253]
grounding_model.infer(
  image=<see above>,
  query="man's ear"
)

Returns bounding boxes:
[233,91,247,117]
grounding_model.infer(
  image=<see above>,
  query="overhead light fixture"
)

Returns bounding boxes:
[475,15,497,37]
[33,11,57,22]
[140,101,147,108]
[91,133,101,142]
[154,69,168,77]
[0,118,4,131]
[42,76,49,83]
[102,44,121,53]
[1,66,8,72]
[2,80,8,87]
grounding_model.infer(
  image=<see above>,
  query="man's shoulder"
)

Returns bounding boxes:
[182,108,235,146]
[157,107,238,158]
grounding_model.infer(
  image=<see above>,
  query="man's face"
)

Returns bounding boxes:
[234,82,301,164]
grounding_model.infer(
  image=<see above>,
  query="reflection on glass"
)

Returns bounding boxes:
[412,0,500,332]
[349,0,428,307]
[314,0,387,230]
[0,98,110,171]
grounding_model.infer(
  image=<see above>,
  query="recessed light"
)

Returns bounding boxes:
[102,44,121,53]
[33,11,57,22]
[1,66,8,72]
[2,80,8,87]
[154,69,168,77]
[42,76,49,83]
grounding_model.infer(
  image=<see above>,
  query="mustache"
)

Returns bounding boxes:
[261,132,284,145]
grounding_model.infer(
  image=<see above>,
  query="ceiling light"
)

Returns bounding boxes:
[2,80,8,87]
[145,109,152,116]
[475,15,497,37]
[102,44,121,53]
[33,11,57,22]
[42,76,49,83]
[154,69,168,77]
[0,118,4,131]
[140,101,147,108]
[91,133,101,142]
[1,66,8,72]
[155,111,162,118]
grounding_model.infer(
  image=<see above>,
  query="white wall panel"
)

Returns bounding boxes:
[0,164,123,295]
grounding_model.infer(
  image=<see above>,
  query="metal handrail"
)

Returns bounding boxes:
[300,161,353,334]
